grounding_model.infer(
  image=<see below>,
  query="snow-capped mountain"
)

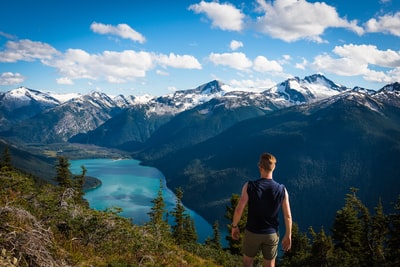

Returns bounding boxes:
[263,74,349,107]
[0,86,60,111]
[1,74,398,145]
[0,87,61,131]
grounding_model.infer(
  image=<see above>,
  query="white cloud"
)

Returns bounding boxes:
[230,40,243,50]
[208,52,252,71]
[0,37,203,85]
[253,55,283,73]
[90,22,146,43]
[156,53,202,69]
[333,44,400,68]
[45,49,154,83]
[308,44,400,83]
[0,72,25,85]
[189,1,244,31]
[56,77,74,85]
[0,39,59,63]
[156,69,169,76]
[365,12,400,36]
[254,0,363,42]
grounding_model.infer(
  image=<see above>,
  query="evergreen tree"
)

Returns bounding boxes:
[331,188,365,266]
[73,165,86,203]
[370,199,388,266]
[279,223,311,267]
[171,187,197,245]
[147,180,170,238]
[183,213,198,243]
[224,193,246,255]
[309,226,334,267]
[387,195,400,266]
[55,156,72,188]
[1,146,12,171]
[205,220,222,249]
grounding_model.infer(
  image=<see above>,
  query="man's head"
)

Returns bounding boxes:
[258,153,276,172]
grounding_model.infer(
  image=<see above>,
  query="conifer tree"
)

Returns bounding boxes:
[147,180,170,238]
[171,187,197,244]
[55,156,72,188]
[183,214,197,243]
[205,220,222,249]
[73,165,86,203]
[331,188,365,266]
[279,223,311,267]
[370,199,388,266]
[225,193,246,255]
[1,145,12,171]
[387,195,400,266]
[309,226,334,267]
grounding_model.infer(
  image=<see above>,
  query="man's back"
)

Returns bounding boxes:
[246,178,285,234]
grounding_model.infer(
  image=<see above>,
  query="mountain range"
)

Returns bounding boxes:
[1,74,399,232]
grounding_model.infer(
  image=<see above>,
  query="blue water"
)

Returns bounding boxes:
[69,158,218,243]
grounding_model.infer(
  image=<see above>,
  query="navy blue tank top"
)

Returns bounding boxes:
[246,178,286,234]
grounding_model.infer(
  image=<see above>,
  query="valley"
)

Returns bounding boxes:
[1,75,399,234]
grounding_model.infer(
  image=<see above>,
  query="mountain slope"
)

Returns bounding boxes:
[143,90,400,231]
[0,87,60,131]
[2,92,122,143]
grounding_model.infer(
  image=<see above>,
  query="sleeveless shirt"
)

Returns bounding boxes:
[246,178,286,234]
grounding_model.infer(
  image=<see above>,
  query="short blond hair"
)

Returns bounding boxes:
[258,153,276,171]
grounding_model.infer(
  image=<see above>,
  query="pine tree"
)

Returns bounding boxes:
[1,146,12,171]
[309,226,334,267]
[279,223,311,267]
[331,188,365,266]
[370,199,388,266]
[183,213,197,243]
[387,195,400,266]
[55,156,72,188]
[205,220,222,249]
[73,165,86,203]
[224,193,246,255]
[147,180,170,238]
[171,187,197,245]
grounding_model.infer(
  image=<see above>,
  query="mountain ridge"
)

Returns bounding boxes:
[1,74,399,232]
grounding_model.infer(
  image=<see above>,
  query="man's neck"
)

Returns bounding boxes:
[260,170,273,179]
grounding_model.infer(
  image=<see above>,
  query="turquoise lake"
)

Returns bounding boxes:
[69,158,219,243]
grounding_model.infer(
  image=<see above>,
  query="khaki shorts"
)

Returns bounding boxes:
[242,230,279,260]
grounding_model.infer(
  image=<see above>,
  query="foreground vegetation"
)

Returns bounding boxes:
[1,147,399,266]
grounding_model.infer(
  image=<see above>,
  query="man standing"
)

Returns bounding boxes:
[231,153,292,267]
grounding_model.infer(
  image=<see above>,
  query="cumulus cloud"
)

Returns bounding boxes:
[208,52,253,70]
[365,12,400,36]
[0,39,59,63]
[230,40,243,50]
[189,1,244,31]
[308,44,400,83]
[0,72,25,85]
[156,53,202,69]
[0,37,202,85]
[56,77,74,85]
[208,52,284,75]
[254,0,363,42]
[253,56,283,73]
[90,22,146,43]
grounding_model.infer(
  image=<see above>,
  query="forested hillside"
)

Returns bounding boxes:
[1,147,400,266]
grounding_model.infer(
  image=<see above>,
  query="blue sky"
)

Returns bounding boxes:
[0,0,399,96]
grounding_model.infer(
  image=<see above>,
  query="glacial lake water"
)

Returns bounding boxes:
[69,158,220,244]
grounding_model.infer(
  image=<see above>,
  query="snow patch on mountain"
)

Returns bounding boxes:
[1,87,60,110]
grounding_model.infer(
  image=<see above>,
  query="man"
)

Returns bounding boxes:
[231,152,292,267]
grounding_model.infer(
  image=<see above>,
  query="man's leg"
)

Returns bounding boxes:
[243,254,254,267]
[263,258,275,267]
